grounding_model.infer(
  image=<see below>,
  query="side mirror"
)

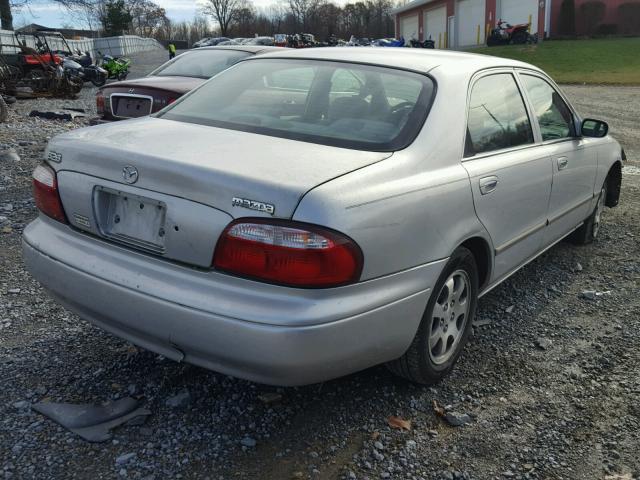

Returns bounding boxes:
[581,118,608,138]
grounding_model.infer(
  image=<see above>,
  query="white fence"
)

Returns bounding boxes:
[0,30,163,59]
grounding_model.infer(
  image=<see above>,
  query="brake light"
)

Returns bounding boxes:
[213,220,363,288]
[33,163,67,223]
[96,92,105,114]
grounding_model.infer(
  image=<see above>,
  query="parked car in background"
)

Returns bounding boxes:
[217,38,247,46]
[242,36,275,46]
[192,37,212,48]
[90,46,278,124]
[25,48,623,386]
[199,37,231,47]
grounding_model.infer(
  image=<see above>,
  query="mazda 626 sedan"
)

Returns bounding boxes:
[23,48,623,386]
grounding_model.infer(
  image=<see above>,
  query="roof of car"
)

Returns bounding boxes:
[251,47,541,76]
[195,45,280,54]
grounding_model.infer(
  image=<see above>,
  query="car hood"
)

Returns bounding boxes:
[101,76,205,94]
[49,117,392,218]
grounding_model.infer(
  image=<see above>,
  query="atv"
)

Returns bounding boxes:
[487,19,534,46]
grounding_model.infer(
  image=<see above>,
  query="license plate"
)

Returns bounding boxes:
[97,188,166,252]
[113,96,151,118]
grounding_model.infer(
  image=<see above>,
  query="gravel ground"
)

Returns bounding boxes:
[0,50,639,480]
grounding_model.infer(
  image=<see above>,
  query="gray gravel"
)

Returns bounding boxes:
[1,50,639,480]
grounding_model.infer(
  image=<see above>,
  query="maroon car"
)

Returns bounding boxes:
[91,45,278,124]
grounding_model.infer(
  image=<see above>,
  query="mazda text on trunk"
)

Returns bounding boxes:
[23,48,623,385]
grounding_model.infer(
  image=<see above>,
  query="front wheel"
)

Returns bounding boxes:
[387,247,478,384]
[117,70,129,81]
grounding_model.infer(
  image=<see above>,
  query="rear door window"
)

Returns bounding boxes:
[465,73,534,156]
[520,74,575,141]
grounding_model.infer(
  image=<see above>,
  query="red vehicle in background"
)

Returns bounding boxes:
[487,19,535,46]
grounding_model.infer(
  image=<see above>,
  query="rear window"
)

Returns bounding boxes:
[150,49,251,79]
[159,59,435,151]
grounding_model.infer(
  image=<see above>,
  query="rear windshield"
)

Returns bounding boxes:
[159,59,435,151]
[150,49,251,79]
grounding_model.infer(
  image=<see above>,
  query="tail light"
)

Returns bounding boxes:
[33,163,67,224]
[213,219,363,288]
[96,92,105,114]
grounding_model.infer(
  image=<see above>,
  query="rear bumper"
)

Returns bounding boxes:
[22,217,446,385]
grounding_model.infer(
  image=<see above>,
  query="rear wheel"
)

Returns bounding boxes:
[570,182,607,245]
[91,75,106,87]
[387,247,478,384]
[511,30,528,44]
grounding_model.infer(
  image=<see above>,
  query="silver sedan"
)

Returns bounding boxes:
[23,48,624,386]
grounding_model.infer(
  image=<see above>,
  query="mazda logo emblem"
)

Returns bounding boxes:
[122,165,138,184]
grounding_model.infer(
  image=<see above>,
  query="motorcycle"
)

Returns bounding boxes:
[410,36,435,48]
[98,51,131,80]
[375,37,405,47]
[69,51,107,86]
[487,19,534,46]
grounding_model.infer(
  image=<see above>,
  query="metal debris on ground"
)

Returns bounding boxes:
[32,397,151,442]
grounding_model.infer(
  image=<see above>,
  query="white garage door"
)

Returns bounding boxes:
[498,0,538,33]
[400,14,419,40]
[423,6,447,48]
[457,0,485,47]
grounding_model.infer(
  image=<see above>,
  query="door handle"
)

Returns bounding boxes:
[479,176,499,195]
[557,156,568,170]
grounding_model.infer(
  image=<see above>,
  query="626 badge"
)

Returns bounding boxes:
[232,197,275,215]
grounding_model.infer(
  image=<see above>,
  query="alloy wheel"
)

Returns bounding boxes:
[429,269,471,365]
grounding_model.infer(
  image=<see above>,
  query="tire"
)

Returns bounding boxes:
[569,181,608,245]
[387,247,479,384]
[91,75,106,87]
[511,30,528,44]
[117,70,129,81]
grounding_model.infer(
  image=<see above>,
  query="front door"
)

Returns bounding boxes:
[518,73,598,244]
[462,72,552,282]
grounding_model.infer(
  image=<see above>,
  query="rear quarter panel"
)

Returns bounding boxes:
[293,69,493,281]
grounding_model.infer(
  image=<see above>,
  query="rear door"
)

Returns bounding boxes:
[517,72,598,244]
[462,71,552,282]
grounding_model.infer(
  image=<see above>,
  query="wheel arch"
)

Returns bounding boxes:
[605,161,622,207]
[459,236,492,291]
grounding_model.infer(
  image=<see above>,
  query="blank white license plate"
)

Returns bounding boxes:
[100,189,167,251]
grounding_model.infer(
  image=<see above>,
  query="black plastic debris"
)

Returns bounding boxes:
[29,110,86,121]
[32,397,151,442]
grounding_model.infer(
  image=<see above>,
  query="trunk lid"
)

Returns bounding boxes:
[101,75,204,95]
[51,117,392,266]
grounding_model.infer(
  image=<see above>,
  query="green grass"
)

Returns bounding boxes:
[471,37,640,85]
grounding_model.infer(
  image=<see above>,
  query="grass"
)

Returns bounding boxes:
[471,37,640,85]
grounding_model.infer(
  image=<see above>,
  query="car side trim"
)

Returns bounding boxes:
[494,220,547,255]
[480,221,583,298]
[548,195,593,225]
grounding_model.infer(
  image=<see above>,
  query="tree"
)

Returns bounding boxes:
[0,0,13,30]
[100,0,132,35]
[127,0,169,36]
[288,0,320,31]
[201,0,239,36]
